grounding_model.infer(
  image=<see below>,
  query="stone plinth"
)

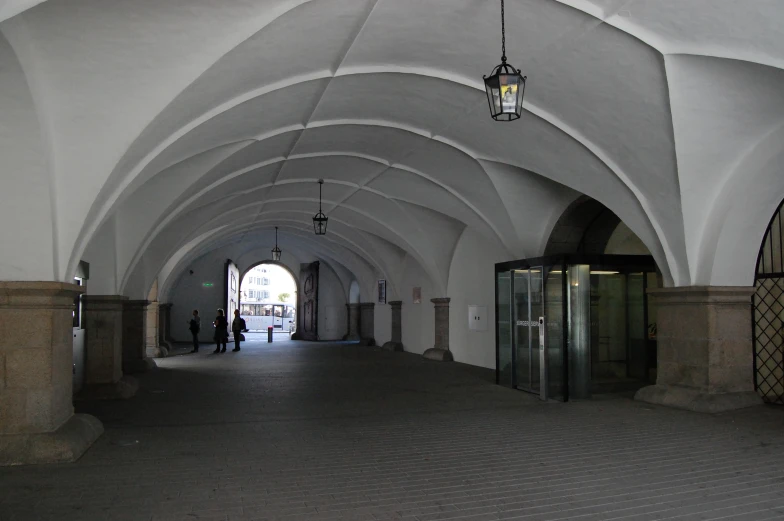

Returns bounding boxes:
[635,286,763,413]
[359,303,376,346]
[80,296,138,400]
[145,300,162,358]
[423,298,453,362]
[0,282,103,465]
[381,301,404,352]
[344,303,361,341]
[122,300,156,374]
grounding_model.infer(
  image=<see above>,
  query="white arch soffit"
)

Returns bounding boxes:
[0,0,48,24]
[124,145,516,271]
[231,233,379,301]
[694,121,784,286]
[149,206,432,297]
[155,224,386,302]
[155,228,377,303]
[128,217,391,301]
[119,181,440,296]
[132,215,395,300]
[558,0,784,71]
[70,67,678,284]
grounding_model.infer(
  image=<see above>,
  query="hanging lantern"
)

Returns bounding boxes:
[313,179,328,235]
[271,226,282,261]
[484,0,526,121]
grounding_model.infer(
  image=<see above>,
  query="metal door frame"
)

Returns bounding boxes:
[752,198,784,405]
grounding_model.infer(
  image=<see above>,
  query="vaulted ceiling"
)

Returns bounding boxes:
[1,0,782,294]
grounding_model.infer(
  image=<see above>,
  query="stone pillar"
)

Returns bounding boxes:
[0,282,103,466]
[423,298,453,361]
[359,303,375,346]
[156,303,173,357]
[635,287,763,413]
[145,300,161,358]
[343,303,361,341]
[122,300,156,374]
[81,296,138,400]
[382,301,404,352]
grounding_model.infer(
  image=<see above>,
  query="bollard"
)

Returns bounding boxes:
[267,326,273,343]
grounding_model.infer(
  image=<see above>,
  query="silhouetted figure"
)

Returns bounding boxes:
[213,309,228,353]
[231,309,246,352]
[189,309,201,353]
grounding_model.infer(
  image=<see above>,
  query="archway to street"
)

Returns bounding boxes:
[239,262,298,338]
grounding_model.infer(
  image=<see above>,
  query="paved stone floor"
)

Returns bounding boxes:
[2,340,784,521]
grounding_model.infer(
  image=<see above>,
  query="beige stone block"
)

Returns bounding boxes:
[708,365,754,394]
[24,389,56,431]
[6,348,51,389]
[51,338,73,392]
[672,339,709,365]
[0,388,27,434]
[710,305,752,340]
[0,309,54,349]
[0,352,4,389]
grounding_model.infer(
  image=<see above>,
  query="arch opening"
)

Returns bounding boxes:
[239,262,298,337]
[498,195,663,401]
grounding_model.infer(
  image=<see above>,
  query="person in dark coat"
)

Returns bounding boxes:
[213,309,229,353]
[231,309,246,352]
[188,309,201,353]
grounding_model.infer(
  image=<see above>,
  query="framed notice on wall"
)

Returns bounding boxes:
[377,280,386,304]
[413,287,421,304]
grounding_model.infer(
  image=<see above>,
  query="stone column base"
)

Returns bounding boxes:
[423,348,454,362]
[635,384,762,414]
[77,375,139,401]
[381,341,404,352]
[359,337,376,347]
[0,414,103,466]
[147,345,168,358]
[123,358,158,374]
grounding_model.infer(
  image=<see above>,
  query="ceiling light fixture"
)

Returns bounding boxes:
[484,0,526,121]
[271,226,282,261]
[313,179,328,236]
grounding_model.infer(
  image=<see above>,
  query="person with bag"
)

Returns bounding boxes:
[213,309,229,354]
[231,309,246,352]
[188,309,201,353]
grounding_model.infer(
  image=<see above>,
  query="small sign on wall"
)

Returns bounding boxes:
[468,305,487,332]
[377,280,386,304]
[413,287,421,304]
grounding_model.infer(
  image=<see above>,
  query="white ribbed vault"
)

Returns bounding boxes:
[1,0,783,300]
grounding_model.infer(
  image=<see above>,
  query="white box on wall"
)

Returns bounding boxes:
[468,305,487,332]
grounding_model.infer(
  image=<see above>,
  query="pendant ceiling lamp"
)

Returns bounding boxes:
[271,226,282,261]
[313,179,328,236]
[483,0,526,121]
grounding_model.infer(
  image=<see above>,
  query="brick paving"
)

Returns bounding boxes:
[1,339,784,521]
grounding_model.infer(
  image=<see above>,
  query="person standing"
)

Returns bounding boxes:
[213,309,229,354]
[188,309,201,353]
[231,309,246,352]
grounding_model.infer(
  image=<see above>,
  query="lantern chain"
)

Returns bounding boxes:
[501,0,506,63]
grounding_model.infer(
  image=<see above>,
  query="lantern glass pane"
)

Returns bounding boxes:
[484,76,501,117]
[515,77,525,117]
[499,74,519,115]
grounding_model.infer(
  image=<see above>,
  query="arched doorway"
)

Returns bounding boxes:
[753,198,784,405]
[239,262,298,336]
[497,196,661,401]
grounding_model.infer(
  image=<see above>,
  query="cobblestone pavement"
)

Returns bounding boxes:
[2,340,784,521]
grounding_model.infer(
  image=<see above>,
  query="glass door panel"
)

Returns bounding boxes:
[514,270,531,391]
[529,268,544,394]
[497,271,513,387]
[545,267,565,401]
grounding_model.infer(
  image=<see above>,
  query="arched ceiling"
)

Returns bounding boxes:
[1,0,783,291]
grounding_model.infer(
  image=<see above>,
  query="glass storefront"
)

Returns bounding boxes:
[495,255,659,401]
